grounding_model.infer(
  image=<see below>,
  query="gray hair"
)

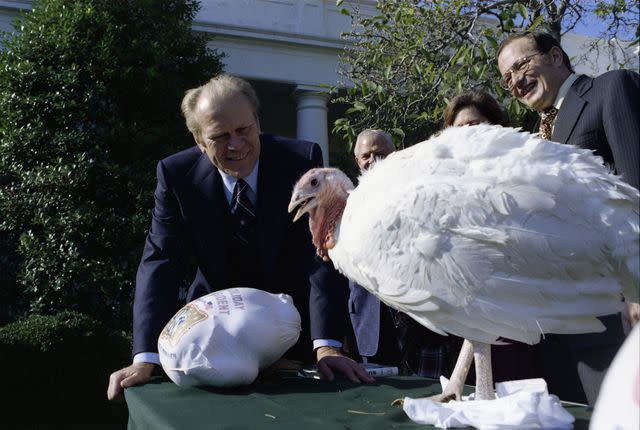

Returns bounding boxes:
[355,129,394,154]
[181,74,260,136]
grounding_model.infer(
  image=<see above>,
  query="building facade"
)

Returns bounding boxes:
[1,0,636,164]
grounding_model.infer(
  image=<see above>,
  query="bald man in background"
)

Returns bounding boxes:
[349,130,452,378]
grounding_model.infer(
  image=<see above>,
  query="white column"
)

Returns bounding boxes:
[294,85,329,166]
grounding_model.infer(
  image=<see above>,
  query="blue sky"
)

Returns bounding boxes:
[563,6,638,41]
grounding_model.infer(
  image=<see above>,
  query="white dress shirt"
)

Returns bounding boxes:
[550,73,578,134]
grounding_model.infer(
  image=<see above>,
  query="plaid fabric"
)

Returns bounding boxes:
[413,344,448,379]
[389,309,450,379]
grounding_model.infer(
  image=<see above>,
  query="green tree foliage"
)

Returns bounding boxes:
[0,0,224,327]
[333,0,638,148]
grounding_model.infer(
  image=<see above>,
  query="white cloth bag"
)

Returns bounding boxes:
[158,288,301,387]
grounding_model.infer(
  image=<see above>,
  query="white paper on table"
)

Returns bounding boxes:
[402,377,575,429]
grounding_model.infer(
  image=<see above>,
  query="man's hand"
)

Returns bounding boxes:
[316,346,374,383]
[622,301,640,334]
[107,362,156,401]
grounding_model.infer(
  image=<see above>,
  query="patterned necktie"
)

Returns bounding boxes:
[231,179,256,245]
[539,107,558,140]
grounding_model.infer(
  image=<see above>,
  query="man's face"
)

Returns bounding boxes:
[498,37,565,112]
[194,92,261,178]
[354,135,394,172]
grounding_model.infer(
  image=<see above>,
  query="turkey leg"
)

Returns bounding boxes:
[471,340,495,400]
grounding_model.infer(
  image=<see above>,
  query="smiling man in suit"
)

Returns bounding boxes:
[349,130,453,379]
[107,75,371,400]
[349,129,398,364]
[497,30,639,405]
[497,30,639,189]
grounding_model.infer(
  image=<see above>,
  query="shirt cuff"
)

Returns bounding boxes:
[313,339,343,350]
[133,352,161,365]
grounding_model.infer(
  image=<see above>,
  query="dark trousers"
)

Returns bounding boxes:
[532,313,625,405]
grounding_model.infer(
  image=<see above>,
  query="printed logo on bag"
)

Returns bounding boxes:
[160,303,208,346]
[196,289,246,315]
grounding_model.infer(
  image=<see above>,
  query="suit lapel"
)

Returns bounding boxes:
[256,136,290,277]
[186,152,229,288]
[552,75,592,144]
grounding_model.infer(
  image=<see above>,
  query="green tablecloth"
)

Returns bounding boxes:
[125,375,591,429]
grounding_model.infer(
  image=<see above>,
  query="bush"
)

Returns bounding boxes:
[0,311,131,426]
[0,0,224,328]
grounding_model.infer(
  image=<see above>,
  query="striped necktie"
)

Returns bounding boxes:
[231,179,256,245]
[539,107,558,140]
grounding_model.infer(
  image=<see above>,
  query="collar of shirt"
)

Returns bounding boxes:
[553,73,578,111]
[218,161,259,207]
[549,73,578,133]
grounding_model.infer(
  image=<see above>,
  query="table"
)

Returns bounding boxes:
[125,375,591,429]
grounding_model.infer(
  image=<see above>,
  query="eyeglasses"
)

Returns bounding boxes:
[500,52,544,91]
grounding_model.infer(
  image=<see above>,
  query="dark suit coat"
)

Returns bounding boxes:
[536,70,639,404]
[132,134,348,363]
[552,70,639,189]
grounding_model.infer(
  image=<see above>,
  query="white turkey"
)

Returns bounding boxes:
[288,124,639,402]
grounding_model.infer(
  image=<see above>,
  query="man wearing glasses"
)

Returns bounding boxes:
[496,31,639,406]
[497,30,638,189]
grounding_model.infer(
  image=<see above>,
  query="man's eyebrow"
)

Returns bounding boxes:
[208,131,229,139]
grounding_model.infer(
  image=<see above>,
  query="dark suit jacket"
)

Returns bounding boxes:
[552,70,639,189]
[132,134,348,363]
[536,70,639,404]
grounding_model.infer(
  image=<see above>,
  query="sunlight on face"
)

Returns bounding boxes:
[195,93,261,178]
[497,37,563,112]
[354,135,395,172]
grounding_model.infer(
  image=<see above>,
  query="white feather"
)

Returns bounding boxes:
[330,124,639,345]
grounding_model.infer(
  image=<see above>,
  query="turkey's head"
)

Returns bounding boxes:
[288,168,354,261]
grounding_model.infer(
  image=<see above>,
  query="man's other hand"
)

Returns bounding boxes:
[316,346,374,383]
[107,362,155,401]
[622,301,640,334]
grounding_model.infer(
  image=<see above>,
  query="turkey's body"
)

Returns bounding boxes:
[330,125,639,348]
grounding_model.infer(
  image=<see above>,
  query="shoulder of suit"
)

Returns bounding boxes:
[570,70,639,101]
[571,70,636,98]
[591,69,639,87]
[158,146,202,174]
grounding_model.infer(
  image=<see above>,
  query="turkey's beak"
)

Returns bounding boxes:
[288,193,318,222]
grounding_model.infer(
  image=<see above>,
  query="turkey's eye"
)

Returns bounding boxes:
[310,178,319,187]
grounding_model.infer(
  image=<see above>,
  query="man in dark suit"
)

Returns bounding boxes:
[349,129,399,364]
[107,75,371,400]
[349,129,452,378]
[497,30,639,404]
[497,30,638,188]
